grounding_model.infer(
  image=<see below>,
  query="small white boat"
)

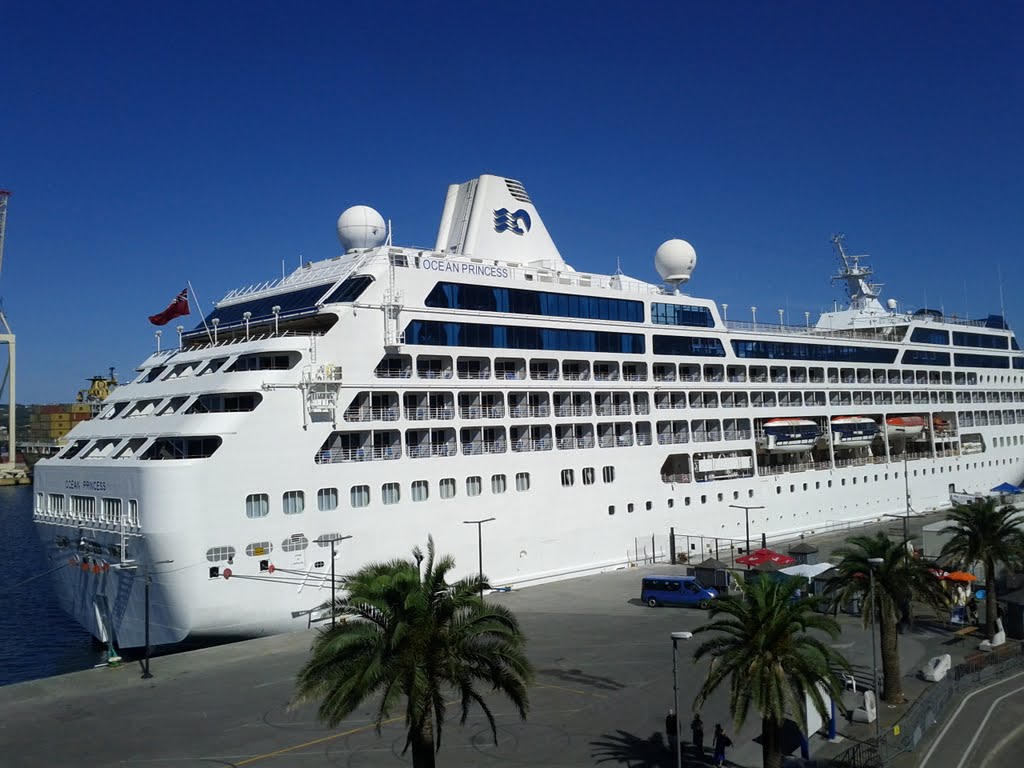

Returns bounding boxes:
[760,418,822,453]
[831,416,879,449]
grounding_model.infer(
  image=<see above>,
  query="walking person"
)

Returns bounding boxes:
[691,713,705,756]
[712,723,732,767]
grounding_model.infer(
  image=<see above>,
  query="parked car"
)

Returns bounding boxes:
[641,575,718,608]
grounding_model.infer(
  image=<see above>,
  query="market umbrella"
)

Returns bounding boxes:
[944,571,977,582]
[991,482,1021,494]
[735,548,797,567]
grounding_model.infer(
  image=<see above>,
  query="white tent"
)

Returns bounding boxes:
[779,562,834,580]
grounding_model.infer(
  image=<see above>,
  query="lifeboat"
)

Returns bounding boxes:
[885,415,926,439]
[760,418,822,453]
[831,416,880,449]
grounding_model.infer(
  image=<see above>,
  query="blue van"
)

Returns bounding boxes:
[641,576,718,608]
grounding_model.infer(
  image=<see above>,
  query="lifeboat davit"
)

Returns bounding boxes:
[831,416,880,449]
[760,418,822,453]
[885,415,926,439]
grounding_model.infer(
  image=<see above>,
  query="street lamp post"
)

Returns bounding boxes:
[868,557,884,751]
[141,559,174,679]
[211,317,219,343]
[328,535,353,628]
[272,305,281,335]
[671,631,694,768]
[729,504,765,568]
[243,311,252,340]
[463,517,496,600]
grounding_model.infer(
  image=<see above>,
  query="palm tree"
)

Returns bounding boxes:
[692,574,850,768]
[291,536,533,768]
[941,499,1024,640]
[826,532,948,703]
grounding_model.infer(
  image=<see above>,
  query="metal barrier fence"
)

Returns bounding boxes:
[819,642,1024,768]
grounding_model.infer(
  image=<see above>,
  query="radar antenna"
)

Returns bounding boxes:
[830,233,884,311]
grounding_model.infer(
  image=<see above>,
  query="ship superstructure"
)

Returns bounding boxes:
[33,175,1024,647]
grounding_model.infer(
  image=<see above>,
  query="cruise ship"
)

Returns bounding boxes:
[32,175,1024,648]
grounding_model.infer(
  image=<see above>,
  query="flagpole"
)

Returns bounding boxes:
[187,280,214,345]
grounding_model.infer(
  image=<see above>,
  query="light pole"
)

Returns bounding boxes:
[721,303,728,322]
[243,311,252,340]
[155,329,162,352]
[176,325,184,350]
[751,306,757,328]
[327,535,353,628]
[868,557,884,751]
[671,630,693,768]
[729,504,765,568]
[211,317,219,343]
[463,517,496,600]
[141,559,174,679]
[272,305,281,335]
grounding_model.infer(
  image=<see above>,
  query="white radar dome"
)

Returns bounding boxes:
[655,239,697,286]
[337,205,387,251]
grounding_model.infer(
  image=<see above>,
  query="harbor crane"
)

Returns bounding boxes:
[0,189,21,477]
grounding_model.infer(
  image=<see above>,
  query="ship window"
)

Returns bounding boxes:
[101,498,122,524]
[954,353,1010,369]
[48,494,65,515]
[144,366,166,383]
[440,478,456,499]
[491,474,507,494]
[466,476,482,497]
[516,472,530,491]
[281,533,309,552]
[128,499,139,526]
[197,357,228,376]
[404,320,645,355]
[653,335,727,357]
[59,439,90,460]
[113,438,148,460]
[561,469,574,487]
[910,328,950,345]
[187,392,262,413]
[668,499,675,508]
[953,331,1010,350]
[382,483,400,505]
[602,466,615,483]
[282,489,305,514]
[69,495,96,522]
[157,396,190,415]
[349,485,370,507]
[245,493,269,518]
[650,303,715,328]
[700,495,707,504]
[731,339,897,364]
[322,275,374,304]
[903,350,950,366]
[140,436,222,460]
[646,500,653,510]
[229,353,298,372]
[314,534,343,548]
[628,503,635,513]
[583,467,596,485]
[685,497,691,506]
[317,487,339,511]
[202,282,337,329]
[206,546,236,563]
[608,505,615,515]
[245,541,272,557]
[748,489,754,498]
[425,282,645,323]
[412,481,429,502]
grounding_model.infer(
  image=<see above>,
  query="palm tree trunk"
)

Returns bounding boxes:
[878,613,903,703]
[410,715,435,768]
[985,560,997,641]
[762,717,783,768]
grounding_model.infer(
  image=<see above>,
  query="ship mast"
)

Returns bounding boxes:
[830,233,884,311]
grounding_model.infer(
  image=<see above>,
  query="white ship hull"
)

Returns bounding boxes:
[31,175,1024,648]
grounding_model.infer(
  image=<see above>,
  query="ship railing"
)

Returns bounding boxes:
[406,407,455,421]
[457,370,491,380]
[315,446,400,464]
[594,373,620,382]
[595,405,632,416]
[510,406,551,418]
[344,406,400,422]
[529,369,559,380]
[563,372,591,381]
[692,431,723,442]
[623,373,648,382]
[657,434,690,445]
[635,405,650,415]
[416,370,454,380]
[555,405,593,417]
[636,433,653,446]
[513,438,553,453]
[374,367,413,379]
[458,406,505,419]
[177,329,322,354]
[461,441,506,456]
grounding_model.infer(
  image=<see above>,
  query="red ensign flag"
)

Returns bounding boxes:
[148,288,190,326]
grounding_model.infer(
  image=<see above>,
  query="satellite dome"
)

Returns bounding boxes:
[655,239,697,286]
[337,205,387,251]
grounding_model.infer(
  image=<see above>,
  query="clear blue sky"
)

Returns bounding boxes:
[4,2,1022,403]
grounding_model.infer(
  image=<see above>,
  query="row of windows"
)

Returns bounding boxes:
[903,350,950,366]
[35,494,139,526]
[198,275,373,330]
[134,352,298,388]
[650,303,716,328]
[910,328,950,345]
[243,472,541,517]
[955,353,1010,369]
[953,331,1010,350]
[731,340,898,364]
[425,282,645,323]
[653,335,727,357]
[404,320,645,355]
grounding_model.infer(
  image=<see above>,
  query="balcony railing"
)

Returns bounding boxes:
[315,446,400,464]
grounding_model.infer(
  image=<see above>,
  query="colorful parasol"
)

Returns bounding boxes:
[944,571,977,582]
[735,548,796,567]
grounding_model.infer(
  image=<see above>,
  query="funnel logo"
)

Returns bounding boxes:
[493,208,531,236]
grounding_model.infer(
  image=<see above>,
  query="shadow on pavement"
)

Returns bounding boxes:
[591,730,713,767]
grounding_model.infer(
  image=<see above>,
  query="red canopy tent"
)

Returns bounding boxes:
[735,548,796,567]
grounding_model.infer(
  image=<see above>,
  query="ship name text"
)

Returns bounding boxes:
[420,258,510,279]
[65,479,107,492]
